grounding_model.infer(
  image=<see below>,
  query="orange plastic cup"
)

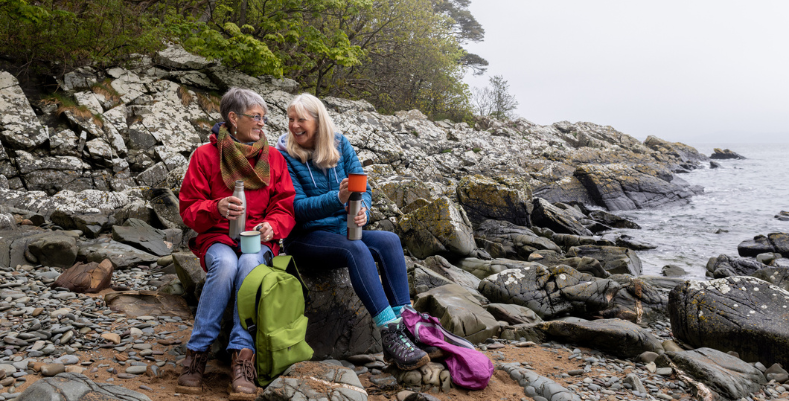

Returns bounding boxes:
[348,173,367,193]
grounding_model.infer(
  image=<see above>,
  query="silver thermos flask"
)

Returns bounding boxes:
[229,180,246,241]
[347,192,363,240]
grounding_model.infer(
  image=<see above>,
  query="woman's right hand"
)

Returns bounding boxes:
[218,196,244,220]
[338,178,351,204]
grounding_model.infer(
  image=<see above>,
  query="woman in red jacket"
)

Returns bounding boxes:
[177,87,296,395]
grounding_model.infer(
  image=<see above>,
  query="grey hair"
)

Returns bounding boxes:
[220,87,269,128]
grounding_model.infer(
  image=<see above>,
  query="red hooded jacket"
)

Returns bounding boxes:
[179,133,296,271]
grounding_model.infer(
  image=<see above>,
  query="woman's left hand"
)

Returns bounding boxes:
[257,222,274,242]
[354,207,367,227]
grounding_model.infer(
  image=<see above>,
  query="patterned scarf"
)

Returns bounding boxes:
[217,124,270,190]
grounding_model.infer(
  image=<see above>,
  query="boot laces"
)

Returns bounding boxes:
[186,352,208,374]
[235,356,257,381]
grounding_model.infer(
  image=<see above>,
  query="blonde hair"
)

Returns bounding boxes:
[287,93,340,169]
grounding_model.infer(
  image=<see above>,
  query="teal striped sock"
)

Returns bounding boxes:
[392,305,406,318]
[373,306,397,328]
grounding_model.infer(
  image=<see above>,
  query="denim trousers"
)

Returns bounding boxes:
[285,230,410,318]
[187,242,272,352]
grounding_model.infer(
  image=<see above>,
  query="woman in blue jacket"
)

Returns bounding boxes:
[275,93,428,371]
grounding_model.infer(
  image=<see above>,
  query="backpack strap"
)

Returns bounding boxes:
[237,263,272,333]
[271,255,311,303]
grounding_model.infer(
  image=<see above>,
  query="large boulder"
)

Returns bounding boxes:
[27,233,78,268]
[78,239,158,269]
[643,136,708,166]
[413,284,500,344]
[457,257,534,280]
[50,210,113,239]
[566,245,642,276]
[478,263,621,320]
[473,219,561,261]
[301,265,380,359]
[574,163,702,211]
[485,303,542,325]
[0,71,49,149]
[706,254,764,278]
[376,175,436,211]
[146,188,187,230]
[738,233,789,258]
[155,44,215,70]
[409,266,453,297]
[111,218,171,257]
[600,277,668,324]
[668,348,765,400]
[530,198,592,236]
[420,255,482,295]
[668,277,789,368]
[455,175,532,226]
[751,267,789,292]
[397,196,475,259]
[535,319,664,358]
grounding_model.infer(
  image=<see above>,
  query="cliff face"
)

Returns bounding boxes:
[0,45,705,222]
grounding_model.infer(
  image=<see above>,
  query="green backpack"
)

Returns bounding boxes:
[237,255,314,386]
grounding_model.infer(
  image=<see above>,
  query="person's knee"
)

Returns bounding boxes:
[237,254,263,275]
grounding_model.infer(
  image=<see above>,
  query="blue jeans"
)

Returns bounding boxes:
[285,230,410,318]
[187,242,272,352]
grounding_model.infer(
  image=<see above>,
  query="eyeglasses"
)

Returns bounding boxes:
[239,113,268,124]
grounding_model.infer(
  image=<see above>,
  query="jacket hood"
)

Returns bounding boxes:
[209,122,223,144]
[275,133,289,154]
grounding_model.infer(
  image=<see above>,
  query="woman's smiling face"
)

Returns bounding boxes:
[232,104,266,143]
[288,107,317,149]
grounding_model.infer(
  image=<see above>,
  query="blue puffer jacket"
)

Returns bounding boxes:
[276,133,372,236]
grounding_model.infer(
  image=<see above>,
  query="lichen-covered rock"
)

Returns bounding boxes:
[155,44,215,70]
[531,198,592,236]
[478,263,620,319]
[566,245,642,276]
[262,361,367,401]
[0,72,49,150]
[644,136,708,166]
[668,277,789,368]
[667,348,765,400]
[377,176,436,210]
[397,196,474,259]
[751,267,789,292]
[600,277,668,324]
[112,218,170,257]
[456,175,532,226]
[413,283,499,344]
[473,219,561,261]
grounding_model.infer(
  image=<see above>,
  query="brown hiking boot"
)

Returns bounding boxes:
[228,348,258,396]
[176,349,209,393]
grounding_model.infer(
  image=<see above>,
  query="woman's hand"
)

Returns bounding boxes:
[338,178,351,204]
[257,222,274,242]
[343,207,367,227]
[218,196,244,220]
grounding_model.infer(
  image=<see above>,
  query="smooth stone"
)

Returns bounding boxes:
[125,366,147,374]
[40,363,66,377]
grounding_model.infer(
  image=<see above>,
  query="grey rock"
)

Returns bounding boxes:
[112,220,170,257]
[0,72,49,150]
[536,319,663,358]
[155,44,215,70]
[40,363,65,377]
[669,276,789,368]
[262,361,366,401]
[752,267,789,291]
[484,303,542,325]
[478,262,619,319]
[668,348,764,400]
[531,198,592,236]
[662,264,688,277]
[302,265,380,359]
[27,234,78,268]
[172,252,205,298]
[706,254,765,278]
[420,255,482,296]
[600,277,668,324]
[397,196,475,259]
[78,240,158,270]
[566,245,642,276]
[456,175,532,226]
[145,188,187,230]
[710,148,745,160]
[413,284,499,344]
[17,372,151,401]
[473,220,560,261]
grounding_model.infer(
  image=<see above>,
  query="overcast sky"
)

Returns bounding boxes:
[463,1,789,144]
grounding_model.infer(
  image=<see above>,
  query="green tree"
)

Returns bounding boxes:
[430,0,488,75]
[473,75,518,120]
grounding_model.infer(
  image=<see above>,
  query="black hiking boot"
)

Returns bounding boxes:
[381,320,430,370]
[405,327,444,360]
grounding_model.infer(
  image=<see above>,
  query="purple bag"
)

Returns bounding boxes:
[401,306,494,390]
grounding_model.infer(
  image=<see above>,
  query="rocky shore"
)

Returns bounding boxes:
[1,45,788,401]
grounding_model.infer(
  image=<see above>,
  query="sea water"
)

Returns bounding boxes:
[611,143,789,280]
